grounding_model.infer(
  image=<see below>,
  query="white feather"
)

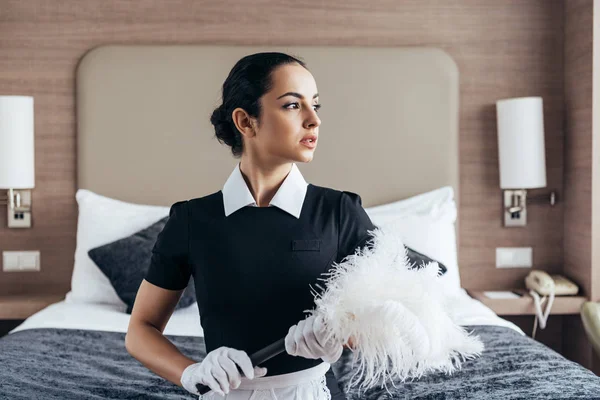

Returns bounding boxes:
[309,223,484,393]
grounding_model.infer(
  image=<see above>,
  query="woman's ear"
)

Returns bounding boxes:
[232,108,256,138]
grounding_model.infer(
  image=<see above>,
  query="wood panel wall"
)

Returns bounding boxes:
[0,0,567,294]
[563,0,598,373]
[565,0,594,310]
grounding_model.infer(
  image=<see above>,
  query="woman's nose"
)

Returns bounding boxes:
[304,111,321,129]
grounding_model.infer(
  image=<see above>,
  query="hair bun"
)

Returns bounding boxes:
[217,105,229,122]
[211,105,236,147]
[210,105,227,124]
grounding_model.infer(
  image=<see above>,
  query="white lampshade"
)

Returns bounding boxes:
[496,96,546,189]
[0,96,35,189]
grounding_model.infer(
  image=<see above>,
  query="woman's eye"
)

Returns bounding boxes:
[283,102,322,112]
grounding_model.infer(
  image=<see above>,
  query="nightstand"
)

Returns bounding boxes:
[466,289,588,363]
[466,289,587,316]
[0,294,64,337]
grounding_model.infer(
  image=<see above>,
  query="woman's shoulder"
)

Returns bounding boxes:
[309,183,343,196]
[308,183,341,202]
[309,183,362,202]
[308,184,366,214]
[185,190,223,211]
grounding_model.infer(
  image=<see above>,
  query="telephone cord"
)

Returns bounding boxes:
[530,289,555,339]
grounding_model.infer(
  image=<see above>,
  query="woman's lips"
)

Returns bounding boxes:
[300,138,317,149]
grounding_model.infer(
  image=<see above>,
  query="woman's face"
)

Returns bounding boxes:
[248,63,321,164]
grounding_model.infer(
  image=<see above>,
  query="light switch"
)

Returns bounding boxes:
[2,251,40,271]
[2,252,20,271]
[496,247,532,268]
[19,251,40,271]
[21,254,37,269]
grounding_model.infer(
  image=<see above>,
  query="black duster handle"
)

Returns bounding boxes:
[195,338,286,395]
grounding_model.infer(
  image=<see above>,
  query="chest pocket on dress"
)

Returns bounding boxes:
[291,239,321,251]
[289,239,328,278]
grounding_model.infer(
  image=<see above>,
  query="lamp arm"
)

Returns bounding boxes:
[527,190,558,206]
[0,189,21,207]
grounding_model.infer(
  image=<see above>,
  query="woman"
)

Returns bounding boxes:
[125,52,375,399]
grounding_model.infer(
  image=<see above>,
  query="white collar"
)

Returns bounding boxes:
[221,162,308,218]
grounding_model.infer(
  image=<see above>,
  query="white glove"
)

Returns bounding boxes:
[180,346,268,396]
[285,314,343,364]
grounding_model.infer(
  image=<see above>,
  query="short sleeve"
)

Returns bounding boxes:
[144,200,191,291]
[336,191,377,264]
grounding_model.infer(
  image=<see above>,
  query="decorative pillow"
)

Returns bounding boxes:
[88,216,196,314]
[365,186,460,291]
[66,189,171,307]
[405,245,448,276]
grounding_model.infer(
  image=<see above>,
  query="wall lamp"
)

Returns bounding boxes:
[0,96,35,228]
[496,96,556,227]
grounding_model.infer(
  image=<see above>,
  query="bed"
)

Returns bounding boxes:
[2,45,600,399]
[2,291,599,399]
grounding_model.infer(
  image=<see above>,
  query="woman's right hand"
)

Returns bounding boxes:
[180,346,268,396]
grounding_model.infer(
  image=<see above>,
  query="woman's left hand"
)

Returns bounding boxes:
[284,315,343,364]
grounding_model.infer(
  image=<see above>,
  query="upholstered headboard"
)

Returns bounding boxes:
[76,45,459,208]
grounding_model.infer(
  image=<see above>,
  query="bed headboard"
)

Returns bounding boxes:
[76,45,459,208]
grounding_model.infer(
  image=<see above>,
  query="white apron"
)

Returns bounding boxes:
[199,361,332,400]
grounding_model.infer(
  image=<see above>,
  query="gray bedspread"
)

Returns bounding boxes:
[1,325,600,399]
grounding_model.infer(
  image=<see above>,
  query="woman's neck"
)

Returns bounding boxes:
[238,158,293,207]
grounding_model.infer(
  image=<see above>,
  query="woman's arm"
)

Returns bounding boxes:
[125,279,196,387]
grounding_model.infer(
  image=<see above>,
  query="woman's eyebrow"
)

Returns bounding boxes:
[276,92,319,100]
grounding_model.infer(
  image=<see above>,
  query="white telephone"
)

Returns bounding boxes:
[525,270,579,338]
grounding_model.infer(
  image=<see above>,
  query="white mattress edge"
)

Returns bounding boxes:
[8,288,525,338]
[9,300,204,337]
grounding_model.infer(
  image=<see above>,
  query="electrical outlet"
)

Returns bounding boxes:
[2,251,40,271]
[496,247,532,268]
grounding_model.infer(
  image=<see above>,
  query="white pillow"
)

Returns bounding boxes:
[64,189,170,307]
[365,186,460,292]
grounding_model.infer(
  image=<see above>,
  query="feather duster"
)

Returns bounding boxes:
[308,222,484,394]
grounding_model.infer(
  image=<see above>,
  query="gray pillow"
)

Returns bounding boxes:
[88,216,196,314]
[405,245,448,276]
